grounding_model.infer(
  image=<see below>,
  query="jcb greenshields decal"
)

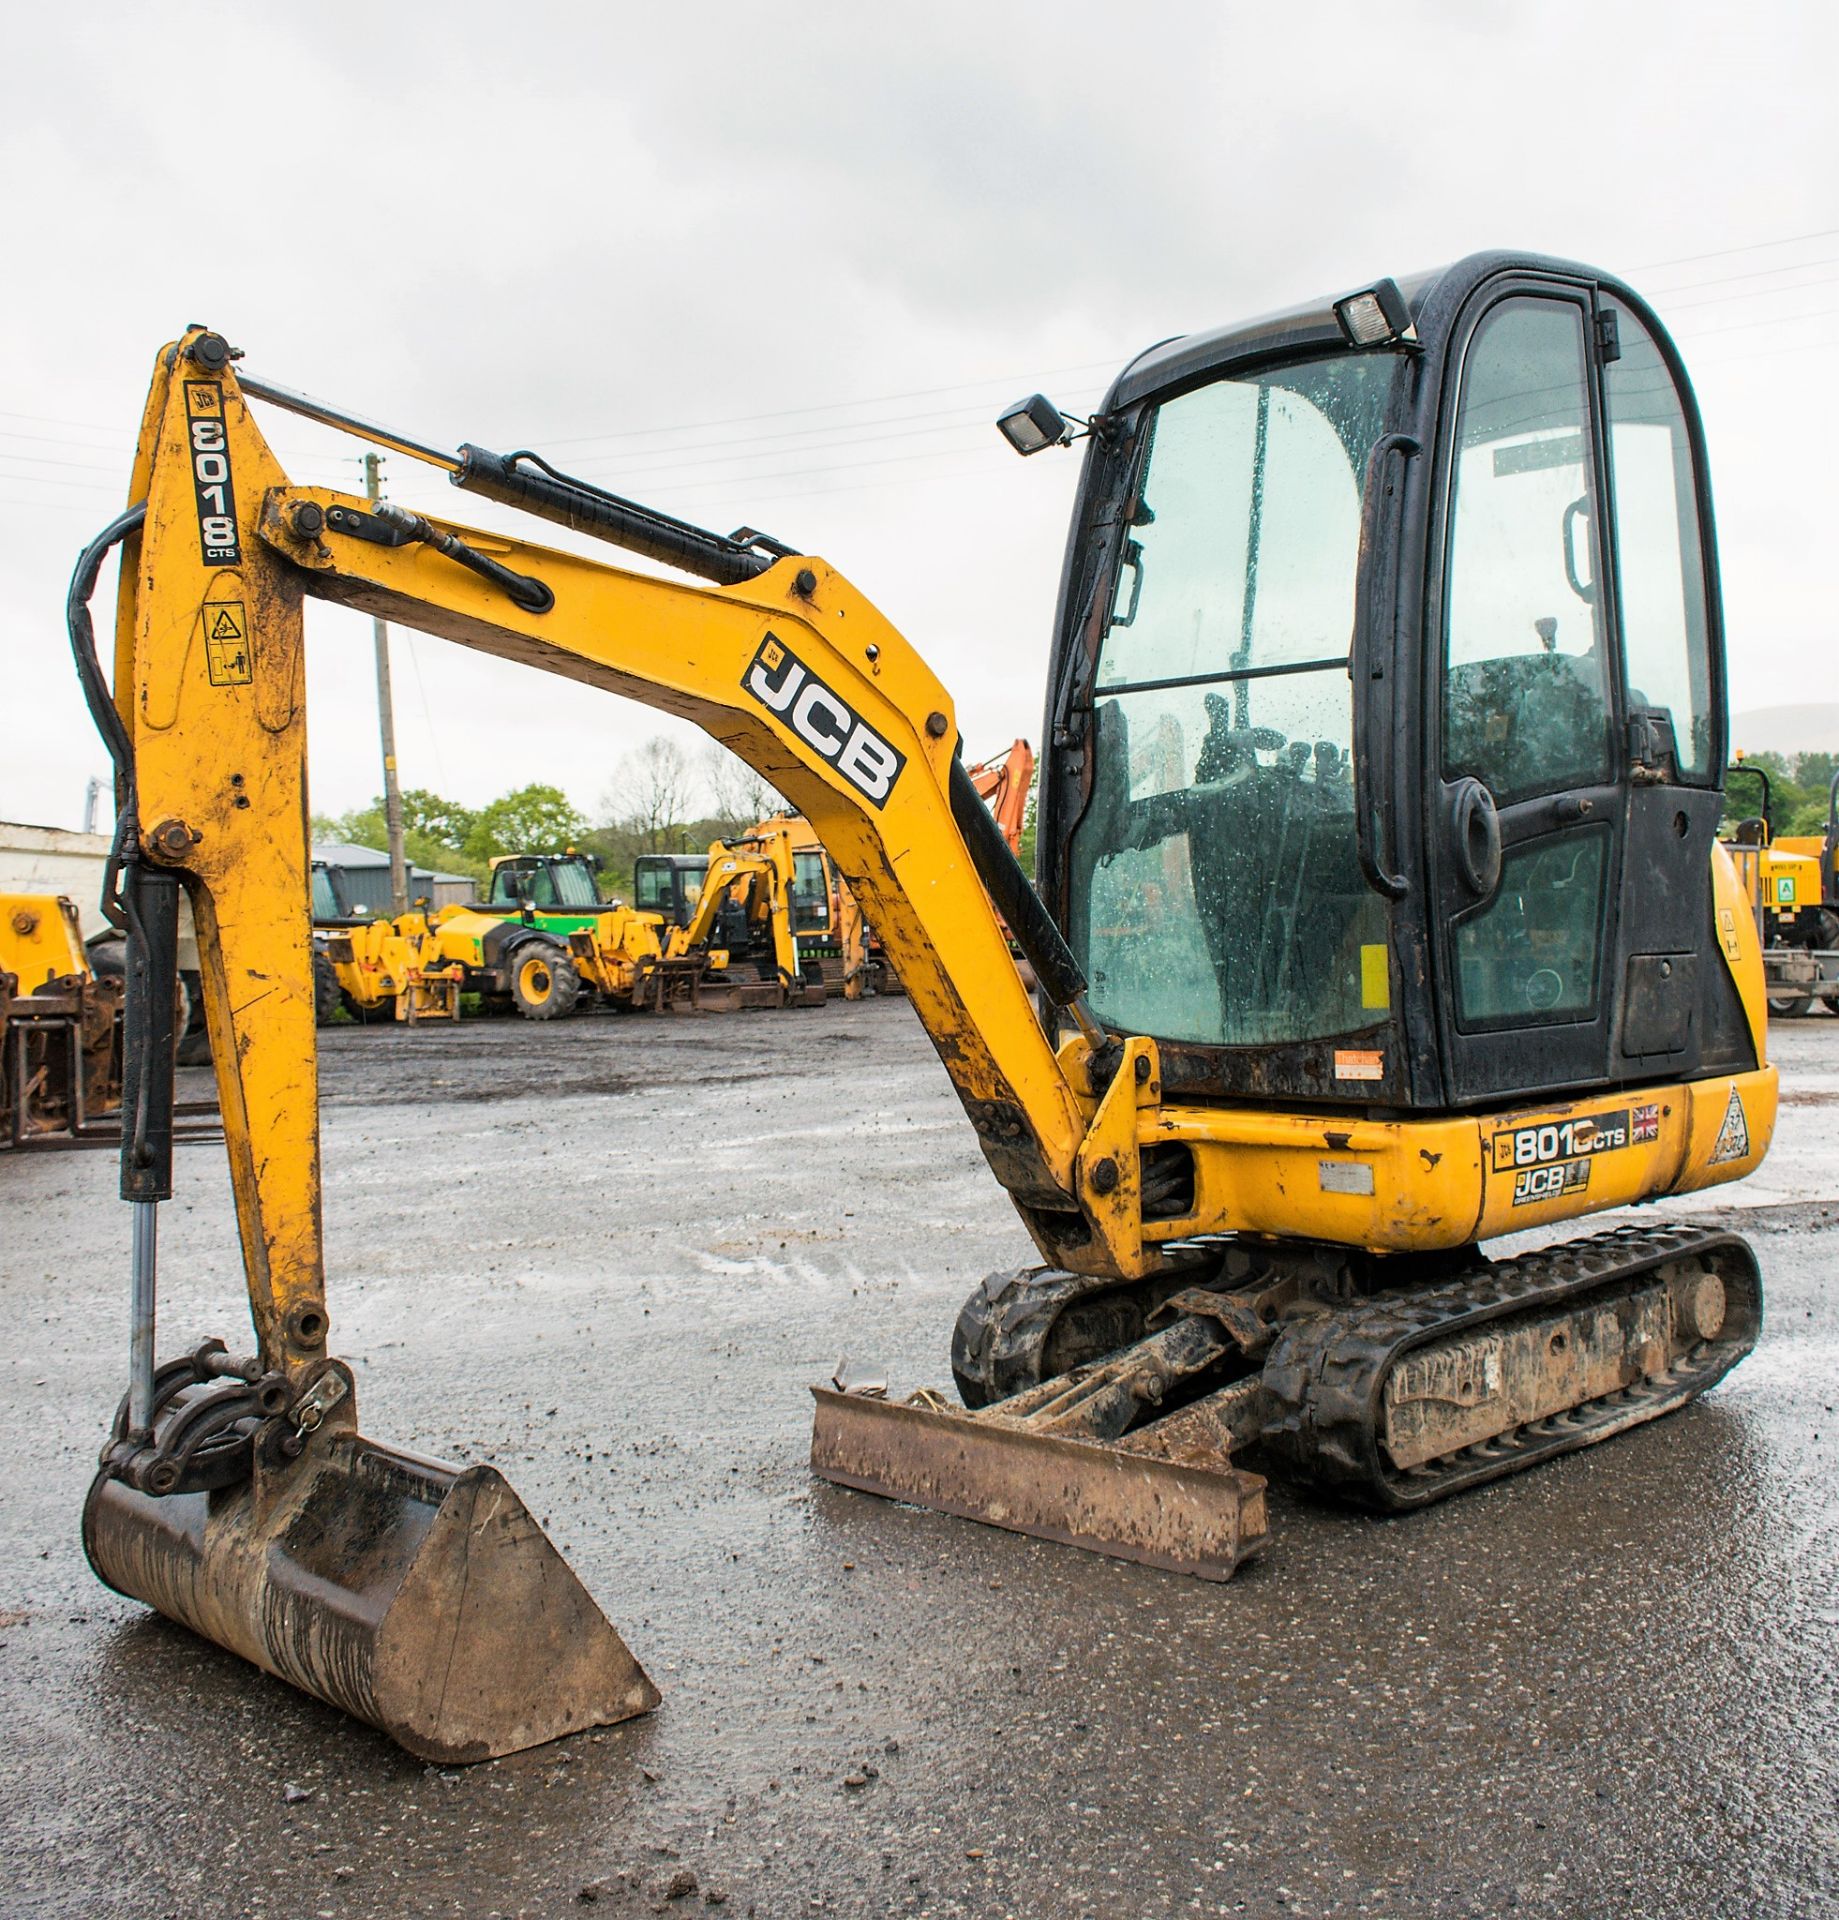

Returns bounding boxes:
[184,382,241,567]
[743,634,905,808]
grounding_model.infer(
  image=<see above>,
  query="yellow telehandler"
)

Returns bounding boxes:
[71,252,1773,1763]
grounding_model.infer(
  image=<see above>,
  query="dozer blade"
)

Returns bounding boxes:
[810,1386,1269,1581]
[84,1430,658,1763]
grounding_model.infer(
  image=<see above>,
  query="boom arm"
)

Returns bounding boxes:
[110,332,1128,1384]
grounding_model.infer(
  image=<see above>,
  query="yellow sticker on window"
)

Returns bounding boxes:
[1360,943,1390,1011]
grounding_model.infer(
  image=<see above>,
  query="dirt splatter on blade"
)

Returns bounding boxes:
[809,1386,1269,1581]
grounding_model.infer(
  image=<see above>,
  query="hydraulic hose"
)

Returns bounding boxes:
[66,502,148,932]
[68,500,174,1433]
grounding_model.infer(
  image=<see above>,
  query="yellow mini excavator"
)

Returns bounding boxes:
[72,252,1773,1762]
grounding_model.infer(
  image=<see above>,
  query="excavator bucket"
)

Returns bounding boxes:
[84,1427,658,1763]
[810,1382,1270,1581]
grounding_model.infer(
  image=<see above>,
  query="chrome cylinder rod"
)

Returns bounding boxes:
[129,1200,158,1435]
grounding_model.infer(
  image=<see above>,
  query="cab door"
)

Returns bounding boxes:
[1595,293,1732,1075]
[1430,284,1625,1103]
[1428,278,1737,1105]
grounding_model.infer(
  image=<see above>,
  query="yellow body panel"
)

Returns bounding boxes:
[1146,1067,1776,1252]
[570,907,666,998]
[0,893,89,989]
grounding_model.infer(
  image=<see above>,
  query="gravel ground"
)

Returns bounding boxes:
[1,1002,1834,1919]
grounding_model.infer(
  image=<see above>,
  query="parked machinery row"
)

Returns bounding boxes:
[311,820,845,1026]
[307,758,1033,1026]
[1723,761,1839,1015]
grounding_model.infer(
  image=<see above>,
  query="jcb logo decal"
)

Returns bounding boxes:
[743,635,906,808]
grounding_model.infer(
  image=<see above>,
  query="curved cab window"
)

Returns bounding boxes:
[1604,299,1716,780]
[1067,353,1396,1048]
[1443,299,1612,806]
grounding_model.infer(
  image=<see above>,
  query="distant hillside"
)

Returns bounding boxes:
[1730,704,1839,759]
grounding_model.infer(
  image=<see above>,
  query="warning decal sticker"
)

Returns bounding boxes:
[204,600,251,686]
[1708,1084,1751,1165]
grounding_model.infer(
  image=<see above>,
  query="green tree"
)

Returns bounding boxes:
[399,789,478,849]
[462,783,588,863]
[310,790,492,881]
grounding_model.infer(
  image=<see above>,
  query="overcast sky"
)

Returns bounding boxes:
[4,2,1833,832]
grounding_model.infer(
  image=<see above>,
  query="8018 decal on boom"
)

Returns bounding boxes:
[184,383,241,567]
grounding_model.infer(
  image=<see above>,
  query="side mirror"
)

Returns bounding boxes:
[996,393,1071,457]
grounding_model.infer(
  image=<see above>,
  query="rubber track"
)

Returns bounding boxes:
[1256,1223,1763,1511]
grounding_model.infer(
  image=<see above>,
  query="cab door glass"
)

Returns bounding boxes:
[1066,353,1397,1047]
[1454,825,1610,1022]
[1603,299,1716,779]
[1443,298,1612,804]
[1442,297,1615,1032]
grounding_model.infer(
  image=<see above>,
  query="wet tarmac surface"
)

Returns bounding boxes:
[2,1005,1835,1918]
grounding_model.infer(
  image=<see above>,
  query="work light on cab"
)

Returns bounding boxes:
[1332,276,1418,349]
[995,392,1073,456]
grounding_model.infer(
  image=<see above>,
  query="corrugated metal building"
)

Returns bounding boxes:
[311,842,475,915]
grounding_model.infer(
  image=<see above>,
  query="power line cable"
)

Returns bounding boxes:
[1633,225,1839,273]
[1641,252,1839,296]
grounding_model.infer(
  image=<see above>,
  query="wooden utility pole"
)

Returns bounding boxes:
[363,453,409,914]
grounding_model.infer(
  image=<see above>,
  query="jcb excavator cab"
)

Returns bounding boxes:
[632,852,707,930]
[1035,252,1747,1118]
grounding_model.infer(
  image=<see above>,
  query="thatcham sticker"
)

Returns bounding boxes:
[743,634,906,808]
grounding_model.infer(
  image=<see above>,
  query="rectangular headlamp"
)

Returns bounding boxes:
[996,393,1071,457]
[1333,278,1417,350]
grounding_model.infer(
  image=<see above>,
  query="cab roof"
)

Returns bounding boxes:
[1105,250,1627,410]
